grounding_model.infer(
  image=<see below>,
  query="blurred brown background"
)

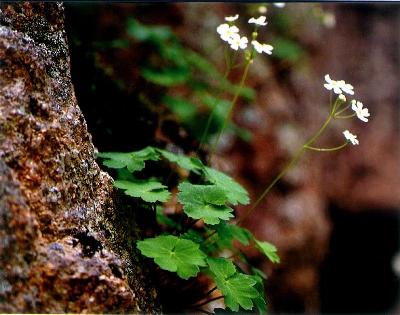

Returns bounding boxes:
[65,3,400,313]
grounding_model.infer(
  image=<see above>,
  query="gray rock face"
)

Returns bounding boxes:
[0,2,159,313]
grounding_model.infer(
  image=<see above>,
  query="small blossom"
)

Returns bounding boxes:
[338,94,346,102]
[343,130,359,145]
[324,74,354,95]
[217,23,239,42]
[323,12,336,28]
[351,100,370,122]
[228,33,248,50]
[251,40,273,55]
[274,3,286,8]
[225,14,239,22]
[338,80,354,95]
[248,16,268,26]
[258,6,267,14]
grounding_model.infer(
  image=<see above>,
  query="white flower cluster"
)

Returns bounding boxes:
[343,130,359,145]
[251,40,273,55]
[324,74,354,95]
[324,74,371,146]
[351,100,370,123]
[216,14,273,54]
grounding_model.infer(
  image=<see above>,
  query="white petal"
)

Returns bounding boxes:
[225,14,239,22]
[325,74,332,83]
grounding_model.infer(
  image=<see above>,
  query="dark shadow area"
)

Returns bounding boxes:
[320,205,400,313]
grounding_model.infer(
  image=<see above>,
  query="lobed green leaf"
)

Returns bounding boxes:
[126,18,173,42]
[204,167,250,206]
[114,179,170,203]
[207,258,260,312]
[178,182,234,225]
[157,149,203,174]
[215,223,253,248]
[137,235,207,279]
[98,147,159,173]
[254,239,280,264]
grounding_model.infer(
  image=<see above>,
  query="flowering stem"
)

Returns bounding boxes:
[199,69,231,151]
[304,142,348,152]
[335,113,356,119]
[238,111,335,225]
[334,103,351,116]
[210,60,251,158]
[224,46,230,70]
[237,145,305,225]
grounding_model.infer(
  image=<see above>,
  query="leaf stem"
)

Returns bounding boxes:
[191,296,224,308]
[205,286,218,296]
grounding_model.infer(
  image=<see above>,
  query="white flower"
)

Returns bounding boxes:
[343,130,359,145]
[338,80,354,95]
[324,74,354,95]
[258,6,267,14]
[225,14,239,22]
[251,40,273,55]
[338,94,346,102]
[351,100,370,122]
[217,23,239,42]
[274,3,286,8]
[248,16,268,26]
[228,34,248,50]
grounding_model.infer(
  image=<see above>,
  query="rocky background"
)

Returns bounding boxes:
[0,2,160,312]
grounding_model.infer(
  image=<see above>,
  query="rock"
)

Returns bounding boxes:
[0,2,159,313]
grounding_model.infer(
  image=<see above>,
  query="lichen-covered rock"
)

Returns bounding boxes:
[0,2,159,313]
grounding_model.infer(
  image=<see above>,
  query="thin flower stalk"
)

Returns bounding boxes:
[210,60,252,158]
[304,142,348,152]
[199,68,231,152]
[335,112,356,119]
[238,100,339,225]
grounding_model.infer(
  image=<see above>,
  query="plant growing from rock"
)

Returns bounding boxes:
[99,11,370,314]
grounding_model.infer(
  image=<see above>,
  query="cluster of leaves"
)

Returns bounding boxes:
[126,18,253,142]
[98,147,279,313]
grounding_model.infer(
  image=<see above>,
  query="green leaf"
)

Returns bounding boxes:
[159,44,188,68]
[178,182,234,225]
[218,80,256,101]
[215,223,253,248]
[270,37,304,63]
[141,66,190,86]
[207,258,259,312]
[114,179,170,203]
[199,94,230,126]
[207,257,236,279]
[98,147,159,173]
[250,274,268,314]
[180,229,204,244]
[127,18,173,42]
[157,149,204,174]
[204,167,250,206]
[254,239,280,264]
[156,206,179,228]
[163,96,198,122]
[251,267,268,280]
[137,235,207,279]
[185,49,220,77]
